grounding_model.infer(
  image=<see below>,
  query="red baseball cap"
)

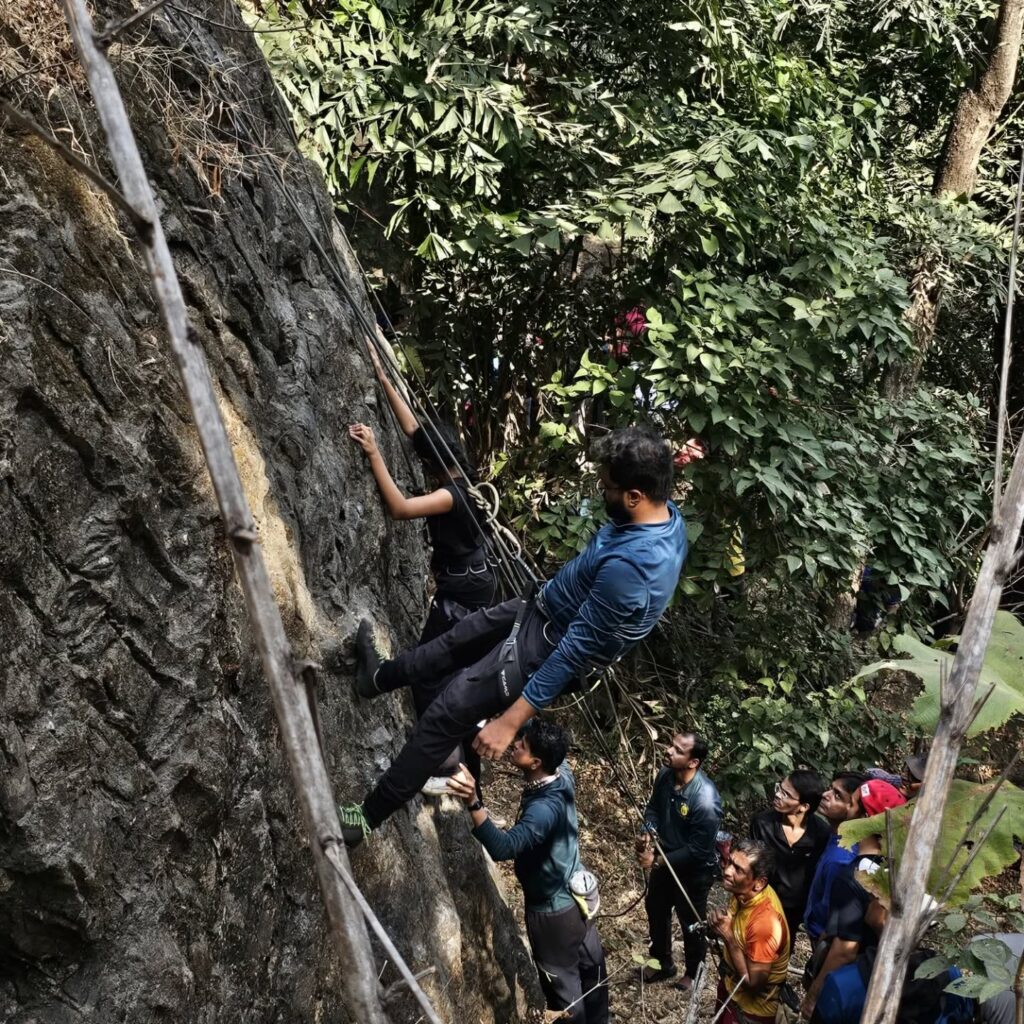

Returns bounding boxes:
[859,779,906,817]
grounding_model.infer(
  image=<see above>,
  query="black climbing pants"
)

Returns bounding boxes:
[362,597,559,828]
[645,863,714,980]
[525,905,609,1024]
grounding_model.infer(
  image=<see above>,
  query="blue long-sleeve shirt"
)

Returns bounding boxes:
[471,766,583,912]
[523,502,687,709]
[803,832,859,941]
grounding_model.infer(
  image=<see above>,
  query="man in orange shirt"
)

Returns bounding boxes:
[710,838,790,1024]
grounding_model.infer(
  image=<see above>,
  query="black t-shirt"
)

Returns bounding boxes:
[749,808,831,914]
[824,855,884,949]
[425,479,487,570]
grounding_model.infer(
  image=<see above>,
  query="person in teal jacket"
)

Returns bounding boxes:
[448,719,609,1023]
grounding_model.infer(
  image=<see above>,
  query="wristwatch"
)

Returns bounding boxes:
[467,800,484,812]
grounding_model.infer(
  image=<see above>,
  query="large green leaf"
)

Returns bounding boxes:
[851,613,1024,736]
[840,779,1024,905]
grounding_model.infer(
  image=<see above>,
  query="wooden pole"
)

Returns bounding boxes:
[860,438,1024,1023]
[56,2,437,1020]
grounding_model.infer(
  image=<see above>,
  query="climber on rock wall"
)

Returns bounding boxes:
[337,426,688,846]
[350,328,499,649]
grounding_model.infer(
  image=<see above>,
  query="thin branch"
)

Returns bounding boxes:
[938,805,1007,907]
[963,681,998,735]
[994,148,1024,508]
[709,974,748,1024]
[323,844,444,1024]
[0,97,151,240]
[97,0,174,47]
[885,808,899,914]
[934,749,1021,892]
[553,959,630,1019]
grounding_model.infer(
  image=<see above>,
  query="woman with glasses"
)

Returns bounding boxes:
[750,770,830,951]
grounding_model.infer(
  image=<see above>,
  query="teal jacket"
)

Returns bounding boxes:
[472,765,583,913]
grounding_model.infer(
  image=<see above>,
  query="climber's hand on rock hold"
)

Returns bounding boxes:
[446,764,476,803]
[349,423,379,456]
[473,716,517,760]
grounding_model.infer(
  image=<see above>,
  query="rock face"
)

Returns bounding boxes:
[0,4,539,1021]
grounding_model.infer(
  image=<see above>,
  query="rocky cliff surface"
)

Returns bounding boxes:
[0,3,538,1021]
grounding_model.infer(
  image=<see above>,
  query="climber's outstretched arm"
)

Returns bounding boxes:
[349,423,453,520]
[367,327,419,437]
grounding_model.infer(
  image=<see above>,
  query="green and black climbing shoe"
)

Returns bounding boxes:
[338,803,371,848]
[353,619,386,699]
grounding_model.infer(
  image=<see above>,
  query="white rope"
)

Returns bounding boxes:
[468,481,526,565]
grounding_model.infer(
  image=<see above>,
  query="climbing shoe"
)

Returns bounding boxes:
[421,775,456,798]
[353,619,386,699]
[337,803,371,848]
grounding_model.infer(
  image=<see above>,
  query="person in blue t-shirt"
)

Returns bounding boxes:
[337,427,688,846]
[636,732,722,988]
[802,773,868,946]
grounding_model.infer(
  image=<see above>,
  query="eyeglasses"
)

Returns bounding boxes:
[774,782,799,801]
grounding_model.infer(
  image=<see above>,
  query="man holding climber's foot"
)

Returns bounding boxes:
[337,427,688,847]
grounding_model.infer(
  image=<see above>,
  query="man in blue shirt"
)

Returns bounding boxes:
[448,719,609,1023]
[636,732,722,988]
[338,427,688,845]
[802,772,868,944]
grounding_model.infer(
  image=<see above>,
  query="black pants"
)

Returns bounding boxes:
[414,589,491,783]
[645,863,713,979]
[781,903,802,955]
[362,598,558,827]
[525,905,609,1024]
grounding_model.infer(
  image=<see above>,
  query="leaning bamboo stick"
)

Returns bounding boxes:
[57,3,439,1021]
[860,321,1024,1024]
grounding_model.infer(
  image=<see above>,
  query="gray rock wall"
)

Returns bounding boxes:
[0,4,538,1021]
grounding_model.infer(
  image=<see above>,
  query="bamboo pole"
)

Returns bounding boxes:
[860,418,1024,1024]
[56,2,429,1020]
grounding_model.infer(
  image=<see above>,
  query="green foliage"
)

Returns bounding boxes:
[701,675,907,810]
[251,0,1012,817]
[841,779,1024,904]
[917,894,1024,1004]
[854,612,1024,736]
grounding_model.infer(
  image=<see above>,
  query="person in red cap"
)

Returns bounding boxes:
[799,779,907,1019]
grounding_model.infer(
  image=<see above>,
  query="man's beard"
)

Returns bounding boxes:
[604,496,631,525]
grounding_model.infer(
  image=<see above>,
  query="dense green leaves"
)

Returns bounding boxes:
[250,0,1013,802]
[853,612,1024,736]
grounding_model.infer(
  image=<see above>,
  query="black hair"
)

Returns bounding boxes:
[833,771,869,796]
[412,422,478,484]
[591,427,673,502]
[680,732,709,767]
[519,718,570,774]
[788,769,826,813]
[734,837,775,881]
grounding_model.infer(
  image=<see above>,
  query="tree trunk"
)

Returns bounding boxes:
[883,0,1024,399]
[861,429,1024,1024]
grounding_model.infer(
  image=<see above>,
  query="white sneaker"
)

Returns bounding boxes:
[421,775,455,798]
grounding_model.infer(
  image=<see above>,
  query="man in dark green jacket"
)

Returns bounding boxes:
[448,719,608,1023]
[636,731,722,988]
